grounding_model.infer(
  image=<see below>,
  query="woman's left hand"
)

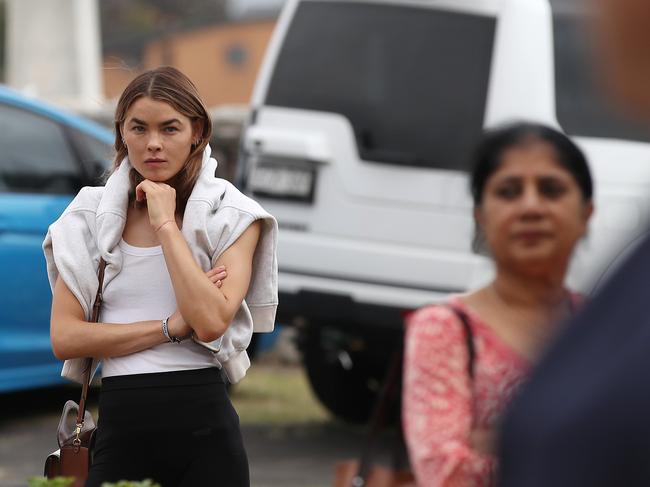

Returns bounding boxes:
[135,179,177,231]
[206,265,228,288]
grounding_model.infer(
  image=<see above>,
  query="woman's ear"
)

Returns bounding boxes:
[581,201,595,236]
[192,120,204,144]
[474,206,485,229]
[472,206,489,255]
[584,201,594,221]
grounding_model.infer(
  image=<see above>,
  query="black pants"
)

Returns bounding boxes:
[86,368,249,487]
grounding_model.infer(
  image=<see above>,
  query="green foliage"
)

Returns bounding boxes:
[101,480,161,487]
[27,477,75,487]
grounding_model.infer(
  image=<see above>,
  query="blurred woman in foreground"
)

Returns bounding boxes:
[402,122,594,486]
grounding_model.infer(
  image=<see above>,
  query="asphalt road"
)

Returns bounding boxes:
[0,385,381,487]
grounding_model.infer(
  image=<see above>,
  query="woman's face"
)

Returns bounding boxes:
[476,141,593,276]
[122,96,197,183]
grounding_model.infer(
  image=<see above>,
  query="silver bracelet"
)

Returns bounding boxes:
[161,316,181,343]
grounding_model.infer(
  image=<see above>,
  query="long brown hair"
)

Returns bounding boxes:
[112,66,212,214]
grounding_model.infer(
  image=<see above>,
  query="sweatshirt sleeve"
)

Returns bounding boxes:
[42,186,101,318]
[207,201,278,333]
[195,192,278,383]
[402,306,495,486]
[42,186,103,384]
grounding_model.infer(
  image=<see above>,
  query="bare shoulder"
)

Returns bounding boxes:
[456,287,489,309]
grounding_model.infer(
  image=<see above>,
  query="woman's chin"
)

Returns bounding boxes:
[139,169,173,183]
[512,253,568,278]
[504,244,563,270]
[147,175,170,183]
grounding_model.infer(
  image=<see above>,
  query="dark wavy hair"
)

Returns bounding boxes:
[470,121,593,206]
[111,66,213,214]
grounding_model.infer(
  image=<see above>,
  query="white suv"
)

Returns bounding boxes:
[239,0,650,421]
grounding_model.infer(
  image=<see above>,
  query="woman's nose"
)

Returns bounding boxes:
[147,132,162,151]
[520,186,545,214]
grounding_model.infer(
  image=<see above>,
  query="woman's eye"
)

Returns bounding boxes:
[132,126,145,133]
[539,179,567,199]
[164,126,179,133]
[495,185,521,200]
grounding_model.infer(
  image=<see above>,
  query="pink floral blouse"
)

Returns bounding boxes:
[402,296,532,487]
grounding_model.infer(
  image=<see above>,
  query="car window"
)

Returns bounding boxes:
[68,128,113,184]
[0,103,83,194]
[71,128,112,165]
[265,1,496,171]
[553,7,650,142]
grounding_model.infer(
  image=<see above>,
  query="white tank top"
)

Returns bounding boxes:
[100,239,216,378]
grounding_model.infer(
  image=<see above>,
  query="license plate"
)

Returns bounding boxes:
[248,163,315,202]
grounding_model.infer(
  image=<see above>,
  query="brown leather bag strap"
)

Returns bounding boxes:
[75,258,107,427]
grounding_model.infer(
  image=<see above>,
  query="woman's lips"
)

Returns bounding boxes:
[513,230,552,243]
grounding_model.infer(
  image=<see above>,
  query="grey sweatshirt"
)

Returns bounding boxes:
[42,145,278,384]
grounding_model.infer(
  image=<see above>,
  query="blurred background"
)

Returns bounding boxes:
[2,0,285,179]
[3,0,650,486]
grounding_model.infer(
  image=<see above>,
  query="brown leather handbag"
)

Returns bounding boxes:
[44,259,106,487]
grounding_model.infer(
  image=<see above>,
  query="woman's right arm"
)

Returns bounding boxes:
[402,306,495,486]
[50,276,172,360]
[50,263,227,360]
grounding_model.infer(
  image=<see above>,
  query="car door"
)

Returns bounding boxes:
[0,101,87,392]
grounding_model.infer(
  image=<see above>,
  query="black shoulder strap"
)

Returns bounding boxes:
[447,304,476,379]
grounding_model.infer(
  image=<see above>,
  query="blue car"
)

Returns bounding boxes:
[0,86,113,393]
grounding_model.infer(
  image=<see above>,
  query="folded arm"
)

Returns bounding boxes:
[157,219,261,342]
[50,276,171,360]
[50,264,228,360]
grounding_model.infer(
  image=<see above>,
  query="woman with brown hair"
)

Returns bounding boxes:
[401,122,593,486]
[44,66,278,486]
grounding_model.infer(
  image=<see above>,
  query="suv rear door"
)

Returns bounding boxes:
[245,0,499,297]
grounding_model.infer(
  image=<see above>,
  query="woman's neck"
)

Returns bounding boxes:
[490,268,569,311]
